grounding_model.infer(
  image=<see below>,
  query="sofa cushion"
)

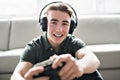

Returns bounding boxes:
[100,69,120,80]
[0,19,10,51]
[0,74,11,80]
[87,44,120,69]
[73,15,120,45]
[0,48,23,73]
[9,17,43,50]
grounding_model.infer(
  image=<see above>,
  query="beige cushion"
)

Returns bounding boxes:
[0,48,23,73]
[73,15,120,45]
[0,19,10,51]
[100,69,120,80]
[9,17,43,49]
[87,44,120,69]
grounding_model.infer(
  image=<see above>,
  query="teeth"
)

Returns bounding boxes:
[54,34,62,37]
[56,34,62,37]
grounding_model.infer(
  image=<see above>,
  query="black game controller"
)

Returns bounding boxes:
[33,59,65,79]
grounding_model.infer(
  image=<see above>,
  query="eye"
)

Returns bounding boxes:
[51,21,57,25]
[62,22,69,26]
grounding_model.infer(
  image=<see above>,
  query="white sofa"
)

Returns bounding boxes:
[0,15,120,80]
[0,17,43,80]
[74,15,120,80]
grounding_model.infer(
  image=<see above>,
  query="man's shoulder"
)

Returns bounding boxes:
[66,34,86,46]
[27,34,45,48]
[67,34,80,41]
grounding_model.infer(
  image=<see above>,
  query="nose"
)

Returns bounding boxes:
[56,24,62,32]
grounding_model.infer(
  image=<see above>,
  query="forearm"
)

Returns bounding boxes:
[77,54,100,74]
[11,62,33,80]
[76,47,100,74]
[11,73,25,80]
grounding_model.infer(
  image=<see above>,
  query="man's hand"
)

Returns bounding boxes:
[51,54,84,80]
[24,66,49,80]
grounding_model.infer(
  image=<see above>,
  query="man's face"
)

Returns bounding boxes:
[47,10,71,47]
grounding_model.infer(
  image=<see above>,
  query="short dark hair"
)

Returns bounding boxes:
[45,3,73,17]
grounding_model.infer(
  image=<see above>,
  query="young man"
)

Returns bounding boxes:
[11,2,101,80]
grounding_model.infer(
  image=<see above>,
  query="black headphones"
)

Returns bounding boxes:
[39,1,78,34]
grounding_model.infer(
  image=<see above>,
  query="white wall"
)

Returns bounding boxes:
[37,0,120,15]
[0,0,120,17]
[0,0,38,17]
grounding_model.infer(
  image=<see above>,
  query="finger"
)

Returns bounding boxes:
[60,65,74,80]
[52,54,72,69]
[34,76,49,80]
[59,55,76,76]
[68,72,76,80]
[31,66,44,75]
[59,61,73,76]
[24,67,44,79]
[49,54,58,60]
[76,67,84,78]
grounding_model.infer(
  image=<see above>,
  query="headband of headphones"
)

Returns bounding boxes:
[39,1,78,34]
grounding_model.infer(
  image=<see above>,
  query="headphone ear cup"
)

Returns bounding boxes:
[40,17,47,31]
[69,20,76,34]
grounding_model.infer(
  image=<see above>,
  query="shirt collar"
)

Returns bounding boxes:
[42,33,70,51]
[42,33,52,50]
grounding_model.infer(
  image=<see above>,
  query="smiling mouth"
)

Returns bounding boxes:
[53,34,63,38]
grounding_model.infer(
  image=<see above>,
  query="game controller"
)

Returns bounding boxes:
[33,59,65,79]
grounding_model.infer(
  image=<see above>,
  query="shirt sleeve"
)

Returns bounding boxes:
[20,42,39,65]
[69,36,86,57]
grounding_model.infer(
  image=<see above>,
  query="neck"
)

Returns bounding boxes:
[51,43,59,52]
